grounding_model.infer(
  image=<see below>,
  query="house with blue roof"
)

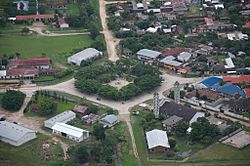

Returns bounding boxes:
[199,77,223,89]
[199,77,246,97]
[217,84,246,97]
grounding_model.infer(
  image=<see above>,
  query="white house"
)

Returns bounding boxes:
[52,122,89,142]
[136,49,161,61]
[146,129,170,152]
[99,114,119,128]
[0,121,37,146]
[44,110,76,129]
[68,48,102,66]
[177,52,192,62]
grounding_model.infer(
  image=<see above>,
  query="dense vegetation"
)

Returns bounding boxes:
[2,90,26,111]
[75,58,162,100]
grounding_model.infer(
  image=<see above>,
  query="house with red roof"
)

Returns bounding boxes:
[223,75,250,84]
[243,22,250,28]
[16,14,54,21]
[57,18,69,28]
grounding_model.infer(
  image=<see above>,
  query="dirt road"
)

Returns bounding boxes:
[28,26,90,37]
[99,0,120,62]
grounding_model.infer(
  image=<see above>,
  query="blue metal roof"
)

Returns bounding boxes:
[217,83,246,97]
[200,77,223,88]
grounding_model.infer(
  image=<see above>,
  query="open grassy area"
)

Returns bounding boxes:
[0,34,96,66]
[0,133,64,166]
[188,143,250,162]
[218,55,227,63]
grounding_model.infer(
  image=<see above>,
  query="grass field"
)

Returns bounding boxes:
[0,34,96,66]
[0,133,64,166]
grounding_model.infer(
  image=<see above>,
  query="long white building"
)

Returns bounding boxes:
[0,121,37,146]
[52,122,89,142]
[44,110,76,129]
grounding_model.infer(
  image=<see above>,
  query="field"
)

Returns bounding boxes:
[0,34,96,66]
[0,133,64,166]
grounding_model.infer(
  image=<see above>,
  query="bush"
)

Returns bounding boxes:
[55,69,73,79]
[2,90,26,111]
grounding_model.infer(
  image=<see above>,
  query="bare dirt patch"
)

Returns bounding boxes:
[108,78,130,90]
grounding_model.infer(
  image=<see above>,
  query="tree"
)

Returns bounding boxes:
[190,117,219,145]
[38,96,57,116]
[21,27,30,34]
[174,121,189,136]
[71,145,89,164]
[134,74,162,91]
[169,139,176,149]
[2,90,26,111]
[88,104,98,114]
[93,123,106,140]
[89,24,100,40]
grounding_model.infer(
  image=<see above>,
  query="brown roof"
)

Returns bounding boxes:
[160,101,197,122]
[7,68,39,76]
[73,104,88,114]
[40,1,67,6]
[227,98,250,112]
[223,75,250,84]
[162,47,191,57]
[186,89,224,101]
[16,14,54,20]
[8,58,50,68]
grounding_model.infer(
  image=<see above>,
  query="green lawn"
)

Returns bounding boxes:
[25,96,75,118]
[0,34,95,66]
[188,143,250,162]
[0,133,64,166]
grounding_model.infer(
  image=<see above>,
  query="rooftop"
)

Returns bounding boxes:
[44,110,76,126]
[0,121,36,142]
[8,58,50,68]
[101,114,119,124]
[136,49,161,59]
[73,104,88,114]
[200,76,223,88]
[223,75,250,84]
[52,122,88,138]
[68,48,101,65]
[162,47,191,57]
[16,14,54,20]
[146,129,170,149]
[162,115,183,126]
[7,68,39,76]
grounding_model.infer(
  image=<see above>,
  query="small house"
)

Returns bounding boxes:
[162,115,183,130]
[72,104,88,116]
[99,114,119,128]
[146,129,170,152]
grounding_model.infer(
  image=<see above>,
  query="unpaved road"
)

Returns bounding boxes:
[28,26,90,37]
[99,0,120,62]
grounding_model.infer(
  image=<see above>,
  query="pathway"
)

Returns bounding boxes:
[99,0,120,62]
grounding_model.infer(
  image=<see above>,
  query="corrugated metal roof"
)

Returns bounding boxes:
[200,77,222,88]
[68,48,101,66]
[52,122,88,138]
[101,114,118,124]
[44,110,76,127]
[0,121,36,141]
[146,129,170,149]
[136,49,161,59]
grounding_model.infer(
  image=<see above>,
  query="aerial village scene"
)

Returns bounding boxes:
[0,0,250,165]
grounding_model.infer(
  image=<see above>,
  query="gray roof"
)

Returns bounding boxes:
[44,110,76,127]
[160,56,182,66]
[146,129,170,149]
[136,49,161,59]
[101,114,118,124]
[162,115,183,126]
[0,121,36,141]
[68,48,101,66]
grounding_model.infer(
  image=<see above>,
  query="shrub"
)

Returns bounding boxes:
[2,90,26,111]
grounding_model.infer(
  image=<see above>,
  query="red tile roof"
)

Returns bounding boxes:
[223,75,250,84]
[243,22,250,28]
[244,88,250,98]
[204,17,214,26]
[162,47,191,57]
[16,14,54,20]
[8,58,50,68]
[40,1,67,6]
[73,104,88,114]
[7,68,39,76]
[57,18,67,25]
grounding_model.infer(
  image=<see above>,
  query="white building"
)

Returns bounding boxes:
[177,52,192,62]
[0,121,37,146]
[99,114,119,128]
[146,129,170,152]
[68,48,103,66]
[136,49,161,61]
[52,122,89,142]
[44,110,76,129]
[224,58,235,69]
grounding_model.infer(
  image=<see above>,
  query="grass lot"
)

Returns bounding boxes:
[120,122,138,166]
[0,34,96,66]
[188,143,250,162]
[0,133,64,166]
[25,96,75,118]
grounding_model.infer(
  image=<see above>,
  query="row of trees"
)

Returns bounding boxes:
[75,59,162,100]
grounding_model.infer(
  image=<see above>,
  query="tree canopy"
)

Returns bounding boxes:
[2,90,26,111]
